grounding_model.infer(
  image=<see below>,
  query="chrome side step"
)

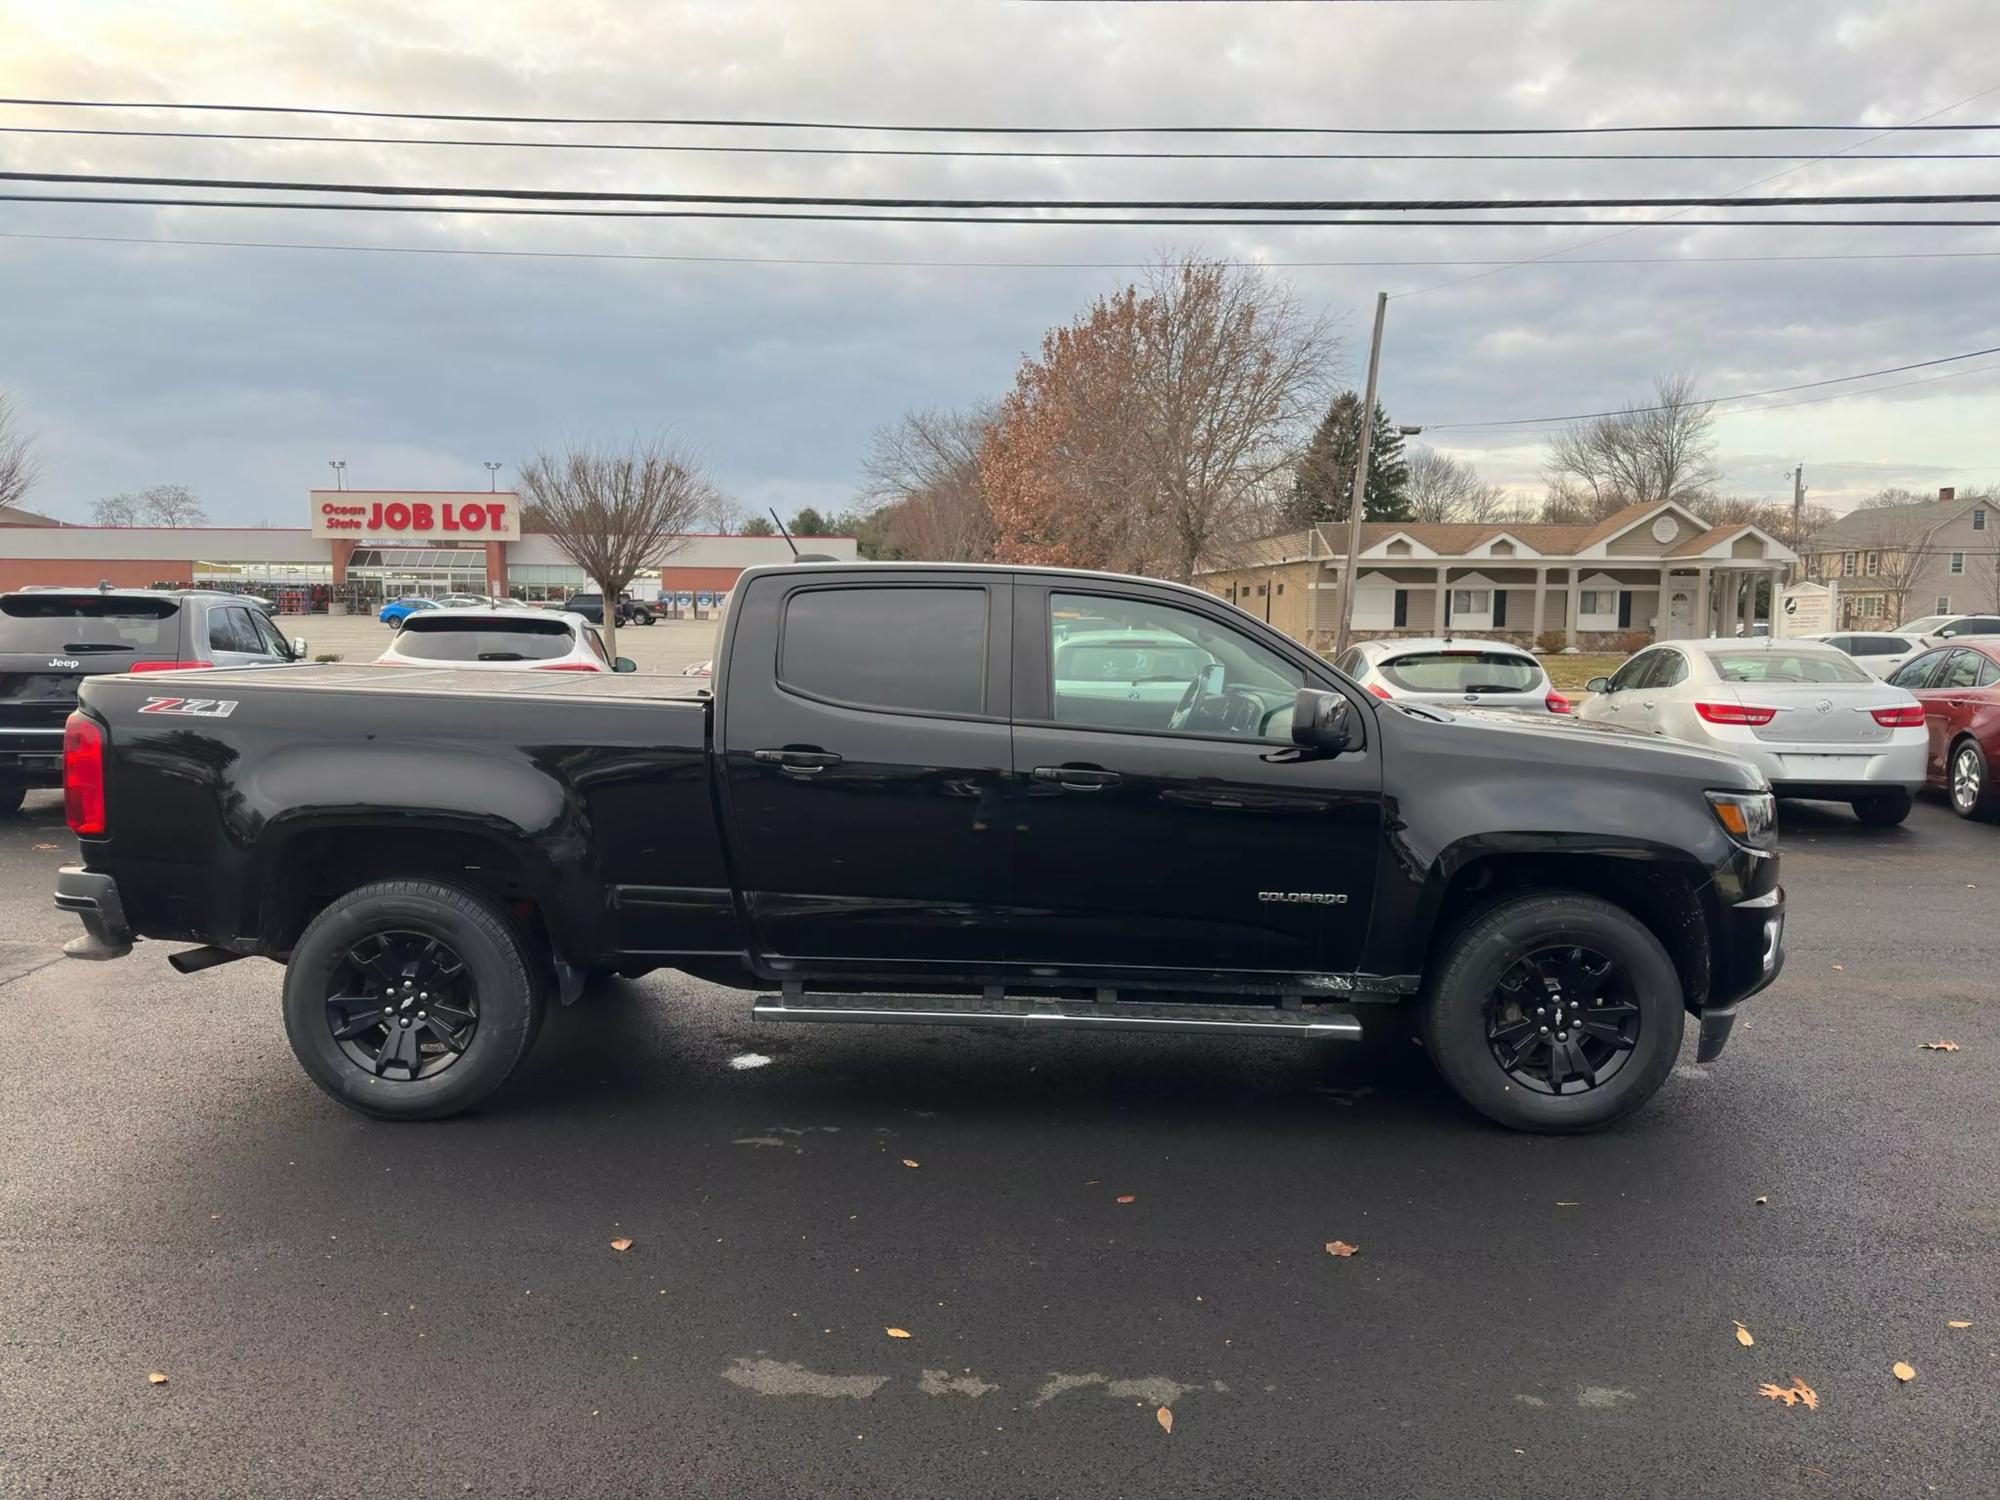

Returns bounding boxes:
[752,989,1362,1040]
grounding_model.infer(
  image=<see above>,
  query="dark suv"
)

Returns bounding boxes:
[561,592,654,627]
[1,589,304,813]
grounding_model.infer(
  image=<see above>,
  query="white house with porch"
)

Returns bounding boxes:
[1194,500,1798,651]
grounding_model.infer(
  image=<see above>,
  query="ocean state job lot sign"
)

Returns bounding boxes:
[309,490,522,543]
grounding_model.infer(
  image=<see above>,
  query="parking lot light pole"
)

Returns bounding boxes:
[1333,292,1388,658]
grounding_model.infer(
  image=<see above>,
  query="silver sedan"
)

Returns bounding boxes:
[1577,638,1927,825]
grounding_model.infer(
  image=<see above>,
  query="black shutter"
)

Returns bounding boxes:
[1393,590,1408,628]
[1444,589,1453,626]
[1493,591,1508,627]
[1617,591,1633,628]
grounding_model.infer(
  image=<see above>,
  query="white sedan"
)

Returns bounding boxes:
[1577,637,1926,825]
[376,608,633,673]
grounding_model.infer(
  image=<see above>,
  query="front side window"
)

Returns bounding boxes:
[781,586,985,716]
[1606,651,1657,692]
[1888,650,1949,690]
[207,606,262,655]
[1048,591,1304,739]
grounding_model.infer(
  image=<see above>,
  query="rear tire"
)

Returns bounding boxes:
[1419,892,1685,1133]
[1948,740,1998,820]
[282,879,544,1121]
[1852,790,1914,827]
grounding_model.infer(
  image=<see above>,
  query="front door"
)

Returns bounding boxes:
[1667,588,1693,639]
[718,573,1013,969]
[1008,583,1382,984]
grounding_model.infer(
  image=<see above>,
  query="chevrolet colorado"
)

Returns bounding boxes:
[54,562,1785,1131]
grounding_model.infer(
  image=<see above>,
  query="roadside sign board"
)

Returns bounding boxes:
[1776,581,1837,637]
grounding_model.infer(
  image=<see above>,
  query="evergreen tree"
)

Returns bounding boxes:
[1288,391,1410,527]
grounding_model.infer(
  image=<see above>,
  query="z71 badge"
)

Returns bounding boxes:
[137,696,239,719]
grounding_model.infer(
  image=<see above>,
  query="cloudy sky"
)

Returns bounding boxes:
[2,0,1996,528]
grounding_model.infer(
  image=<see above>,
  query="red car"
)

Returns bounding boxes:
[1886,640,2000,818]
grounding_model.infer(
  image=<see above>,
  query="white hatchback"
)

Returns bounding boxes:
[1330,636,1570,714]
[1576,637,1926,824]
[376,608,632,673]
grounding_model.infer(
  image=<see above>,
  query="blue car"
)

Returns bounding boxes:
[378,596,439,627]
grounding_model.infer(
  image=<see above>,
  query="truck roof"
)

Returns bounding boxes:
[131,661,711,703]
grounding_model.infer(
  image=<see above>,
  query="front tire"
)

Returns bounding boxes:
[1419,892,1685,1133]
[282,880,544,1121]
[1949,740,1997,820]
[1853,790,1913,826]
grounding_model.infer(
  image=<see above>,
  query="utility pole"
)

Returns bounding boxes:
[1333,291,1389,657]
[1787,463,1807,584]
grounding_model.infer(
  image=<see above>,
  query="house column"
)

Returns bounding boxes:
[1433,565,1449,632]
[1739,571,1756,634]
[1563,569,1579,650]
[1692,565,1710,640]
[1531,566,1547,640]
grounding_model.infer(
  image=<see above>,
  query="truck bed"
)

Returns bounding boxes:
[161,661,712,703]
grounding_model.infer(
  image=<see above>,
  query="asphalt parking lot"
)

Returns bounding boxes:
[1,784,1995,1498]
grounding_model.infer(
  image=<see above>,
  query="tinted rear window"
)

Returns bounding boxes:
[0,595,178,653]
[1379,650,1541,694]
[1704,649,1868,684]
[780,587,985,714]
[394,616,575,662]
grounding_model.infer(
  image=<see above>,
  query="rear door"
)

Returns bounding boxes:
[717,572,1013,969]
[1010,580,1382,981]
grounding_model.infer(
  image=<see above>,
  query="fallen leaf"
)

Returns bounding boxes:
[1947,1320,1973,1329]
[1919,1041,1961,1052]
[1754,1195,1769,1206]
[1156,1406,1173,1434]
[609,1238,633,1252]
[885,1328,912,1339]
[1758,1377,1819,1410]
[1892,1361,1916,1383]
[1831,964,1844,971]
[146,1371,169,1386]
[901,1159,920,1169]
[1115,1194,1136,1204]
[1324,1240,1359,1258]
[1735,1322,1755,1347]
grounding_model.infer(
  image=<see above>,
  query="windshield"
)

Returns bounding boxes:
[1898,616,1949,633]
[1379,650,1542,694]
[392,615,574,662]
[0,594,178,653]
[1055,639,1213,683]
[1704,648,1869,684]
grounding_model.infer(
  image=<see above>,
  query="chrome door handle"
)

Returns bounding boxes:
[1031,765,1121,790]
[753,749,842,772]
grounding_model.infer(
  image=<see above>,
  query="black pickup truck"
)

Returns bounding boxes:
[55,562,1785,1132]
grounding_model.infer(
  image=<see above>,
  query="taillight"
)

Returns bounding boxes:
[129,660,214,673]
[1545,690,1572,714]
[1695,701,1778,726]
[63,711,106,836]
[1871,703,1925,727]
[531,662,603,672]
[1366,682,1393,700]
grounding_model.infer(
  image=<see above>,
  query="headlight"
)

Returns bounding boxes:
[1707,790,1777,850]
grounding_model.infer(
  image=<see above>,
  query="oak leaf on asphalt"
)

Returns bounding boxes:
[147,1372,169,1386]
[1115,1194,1136,1204]
[1948,1320,1973,1329]
[1735,1322,1755,1347]
[885,1328,912,1339]
[1156,1406,1173,1434]
[1892,1361,1916,1382]
[902,1159,920,1168]
[1325,1240,1359,1258]
[1757,1378,1819,1410]
[610,1238,633,1252]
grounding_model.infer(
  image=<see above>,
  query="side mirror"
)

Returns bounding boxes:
[614,656,638,674]
[1291,689,1359,752]
[1585,676,1611,693]
[290,636,309,659]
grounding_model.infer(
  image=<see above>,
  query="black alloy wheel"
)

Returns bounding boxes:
[1483,944,1642,1095]
[326,931,480,1080]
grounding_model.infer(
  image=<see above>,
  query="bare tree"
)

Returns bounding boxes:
[518,437,716,661]
[1136,254,1340,581]
[139,484,207,527]
[696,487,744,535]
[92,492,142,526]
[1405,447,1507,525]
[0,392,41,513]
[861,404,996,561]
[1542,372,1721,517]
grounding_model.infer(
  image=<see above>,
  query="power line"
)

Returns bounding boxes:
[5,95,2000,136]
[10,227,2000,271]
[9,169,2000,212]
[1423,346,2000,430]
[7,124,1999,163]
[11,191,2000,226]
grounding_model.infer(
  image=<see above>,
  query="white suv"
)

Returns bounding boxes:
[377,608,632,673]
[1330,637,1569,714]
